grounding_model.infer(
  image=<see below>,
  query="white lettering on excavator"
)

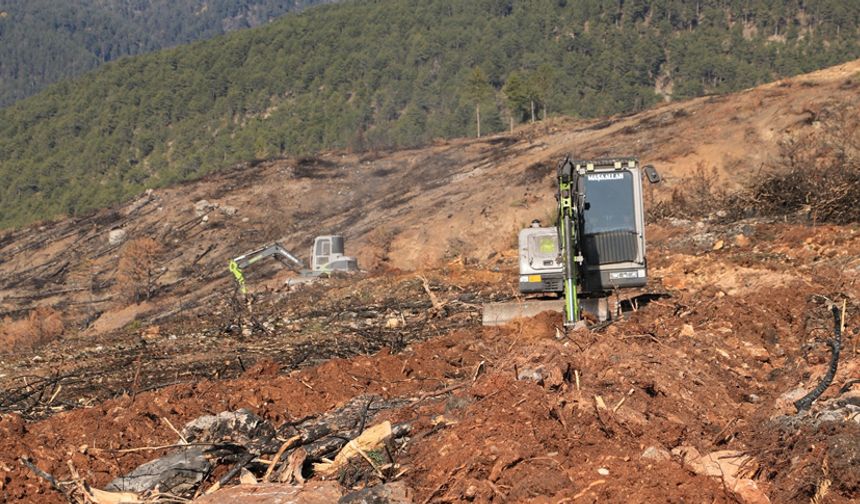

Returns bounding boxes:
[587,173,624,181]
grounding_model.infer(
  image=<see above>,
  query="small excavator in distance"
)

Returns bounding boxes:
[229,235,358,294]
[484,156,659,327]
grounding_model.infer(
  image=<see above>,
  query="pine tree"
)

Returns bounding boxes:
[464,67,494,137]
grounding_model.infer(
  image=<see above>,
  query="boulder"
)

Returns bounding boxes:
[108,229,127,246]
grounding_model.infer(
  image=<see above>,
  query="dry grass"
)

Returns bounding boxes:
[116,237,163,303]
[0,306,64,352]
[650,100,860,225]
[648,162,734,221]
[746,103,860,224]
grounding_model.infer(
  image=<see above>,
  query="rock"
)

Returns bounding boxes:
[597,467,610,476]
[516,366,545,383]
[239,468,257,485]
[816,410,843,423]
[195,481,343,504]
[106,446,210,494]
[743,343,770,362]
[744,393,762,404]
[641,445,671,462]
[194,199,217,217]
[732,479,771,504]
[662,275,687,290]
[339,482,414,503]
[671,446,769,504]
[384,317,402,329]
[464,485,478,500]
[691,232,716,247]
[181,409,275,445]
[713,239,725,250]
[220,205,238,216]
[108,229,127,246]
[680,324,695,337]
[734,234,751,247]
[201,214,209,223]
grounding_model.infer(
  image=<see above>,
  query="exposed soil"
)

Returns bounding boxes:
[1,62,859,503]
[1,59,858,342]
[1,217,859,503]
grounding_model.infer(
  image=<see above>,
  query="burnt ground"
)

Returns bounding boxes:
[1,218,859,503]
[1,60,860,503]
[2,59,859,345]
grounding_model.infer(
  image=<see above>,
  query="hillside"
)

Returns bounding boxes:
[1,57,857,338]
[2,0,860,229]
[0,61,859,503]
[0,0,335,108]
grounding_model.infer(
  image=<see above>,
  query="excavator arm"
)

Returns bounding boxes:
[229,243,305,294]
[557,156,582,326]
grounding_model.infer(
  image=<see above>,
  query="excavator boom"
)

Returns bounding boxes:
[233,243,304,271]
[229,243,305,294]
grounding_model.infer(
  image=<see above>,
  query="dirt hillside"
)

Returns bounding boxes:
[0,60,858,503]
[2,59,858,335]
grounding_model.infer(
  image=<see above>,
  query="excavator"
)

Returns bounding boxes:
[484,156,659,327]
[229,235,358,294]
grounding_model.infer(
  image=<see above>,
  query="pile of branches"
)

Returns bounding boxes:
[649,101,860,225]
[22,394,421,503]
[746,104,860,224]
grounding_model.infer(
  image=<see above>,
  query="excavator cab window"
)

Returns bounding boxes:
[317,239,331,257]
[582,171,636,235]
[314,237,331,270]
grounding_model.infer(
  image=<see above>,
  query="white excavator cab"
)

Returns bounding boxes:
[311,235,359,273]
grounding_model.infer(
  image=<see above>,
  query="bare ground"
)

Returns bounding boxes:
[1,61,859,503]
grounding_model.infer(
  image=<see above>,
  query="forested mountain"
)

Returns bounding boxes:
[1,0,859,228]
[0,0,335,107]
